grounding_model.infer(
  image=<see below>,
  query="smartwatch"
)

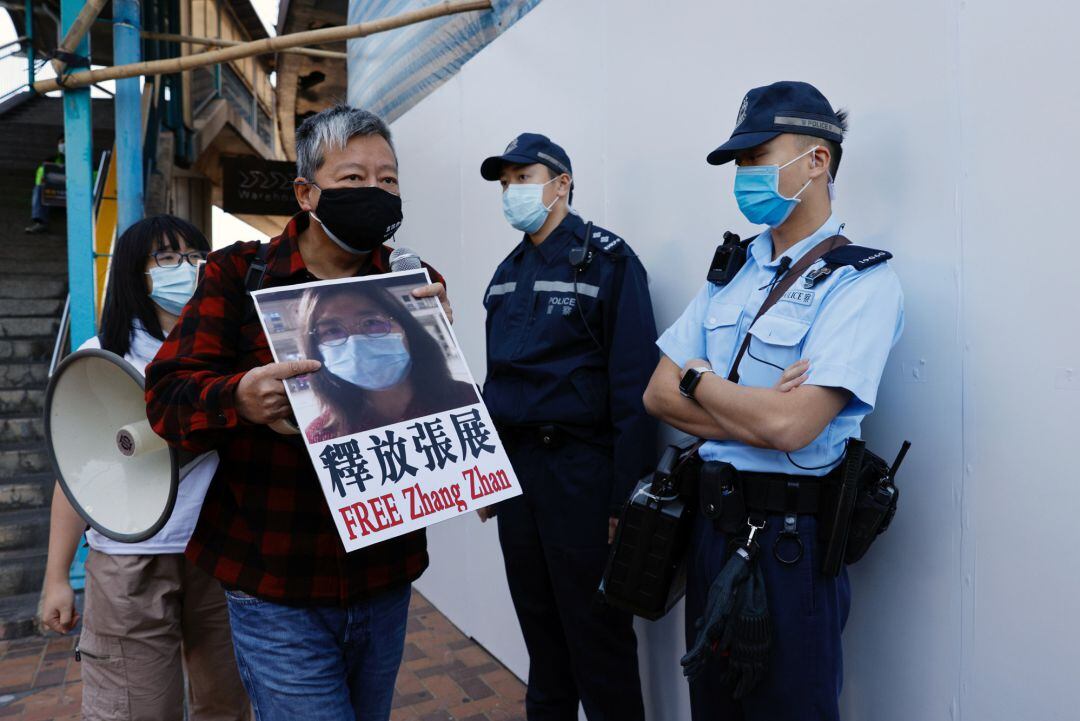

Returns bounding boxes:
[679,366,715,399]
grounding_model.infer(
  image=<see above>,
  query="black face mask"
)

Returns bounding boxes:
[310,185,403,254]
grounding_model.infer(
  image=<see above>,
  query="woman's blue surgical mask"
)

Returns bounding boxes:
[146,264,197,316]
[502,177,559,233]
[320,333,412,391]
[734,145,819,227]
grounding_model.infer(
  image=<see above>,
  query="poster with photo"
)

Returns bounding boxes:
[251,269,521,552]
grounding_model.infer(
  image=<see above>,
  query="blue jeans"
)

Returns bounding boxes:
[31,184,48,223]
[225,583,411,721]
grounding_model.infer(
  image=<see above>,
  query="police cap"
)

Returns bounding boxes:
[707,81,843,166]
[481,133,573,181]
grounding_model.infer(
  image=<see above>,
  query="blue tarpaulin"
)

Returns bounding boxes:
[346,0,542,123]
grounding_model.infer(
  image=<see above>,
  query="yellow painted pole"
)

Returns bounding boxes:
[94,147,119,315]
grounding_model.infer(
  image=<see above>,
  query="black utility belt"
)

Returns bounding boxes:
[698,461,832,524]
[695,438,908,577]
[496,423,612,449]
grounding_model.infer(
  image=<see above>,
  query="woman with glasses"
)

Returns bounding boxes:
[39,215,250,721]
[299,283,479,442]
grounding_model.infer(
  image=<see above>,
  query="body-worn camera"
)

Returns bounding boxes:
[707,232,754,286]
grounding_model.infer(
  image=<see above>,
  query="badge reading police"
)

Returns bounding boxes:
[736,94,750,126]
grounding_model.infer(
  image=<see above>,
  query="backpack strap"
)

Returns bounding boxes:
[727,234,851,383]
[244,242,271,295]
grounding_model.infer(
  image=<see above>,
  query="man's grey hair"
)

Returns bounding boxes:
[294,105,395,181]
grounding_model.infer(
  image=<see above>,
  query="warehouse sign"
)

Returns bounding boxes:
[221,156,298,215]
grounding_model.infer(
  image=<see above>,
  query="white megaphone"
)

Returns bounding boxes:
[45,349,301,543]
[45,349,187,542]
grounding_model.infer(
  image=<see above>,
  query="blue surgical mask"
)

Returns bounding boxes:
[502,177,559,233]
[733,145,819,227]
[319,333,412,391]
[146,264,197,316]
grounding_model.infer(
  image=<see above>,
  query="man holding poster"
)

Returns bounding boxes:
[145,106,472,721]
[480,134,659,721]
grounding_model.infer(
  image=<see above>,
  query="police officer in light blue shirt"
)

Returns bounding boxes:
[643,81,904,720]
[479,133,657,721]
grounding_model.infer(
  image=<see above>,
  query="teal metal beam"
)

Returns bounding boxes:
[24,0,33,89]
[61,0,95,348]
[114,0,143,234]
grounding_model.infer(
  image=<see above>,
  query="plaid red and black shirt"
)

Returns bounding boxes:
[145,213,439,606]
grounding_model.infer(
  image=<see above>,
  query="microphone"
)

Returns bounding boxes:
[389,246,437,309]
[389,246,422,272]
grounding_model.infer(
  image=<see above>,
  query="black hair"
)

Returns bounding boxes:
[544,164,574,205]
[98,215,210,357]
[797,109,848,179]
[298,282,456,434]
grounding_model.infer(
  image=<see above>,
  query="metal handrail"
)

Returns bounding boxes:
[48,295,71,378]
[0,84,29,106]
[0,35,29,54]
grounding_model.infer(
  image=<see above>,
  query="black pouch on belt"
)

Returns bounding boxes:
[819,438,911,575]
[844,440,909,565]
[598,438,702,620]
[700,461,744,534]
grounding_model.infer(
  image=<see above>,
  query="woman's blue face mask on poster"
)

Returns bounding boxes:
[319,333,412,391]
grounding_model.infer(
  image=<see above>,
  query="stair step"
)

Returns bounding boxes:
[0,548,48,597]
[0,317,60,337]
[0,591,45,640]
[0,236,69,250]
[0,415,44,443]
[0,443,50,479]
[0,276,66,300]
[0,473,54,511]
[0,248,69,264]
[0,260,69,275]
[0,388,46,414]
[0,338,53,362]
[0,299,64,317]
[0,508,50,552]
[0,362,49,390]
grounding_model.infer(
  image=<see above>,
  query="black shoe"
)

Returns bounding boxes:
[24,221,48,234]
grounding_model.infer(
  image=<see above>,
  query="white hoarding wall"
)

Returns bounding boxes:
[357,1,1080,719]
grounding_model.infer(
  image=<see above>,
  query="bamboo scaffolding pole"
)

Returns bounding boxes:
[141,30,348,61]
[50,0,109,76]
[33,0,492,94]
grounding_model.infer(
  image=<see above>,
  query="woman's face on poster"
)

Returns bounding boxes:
[310,294,408,350]
[310,293,415,392]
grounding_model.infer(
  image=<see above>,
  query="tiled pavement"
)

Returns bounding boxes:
[0,591,525,721]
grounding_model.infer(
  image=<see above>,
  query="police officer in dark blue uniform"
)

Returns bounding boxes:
[479,133,658,721]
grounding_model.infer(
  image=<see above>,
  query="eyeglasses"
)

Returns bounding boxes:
[310,315,399,346]
[150,250,208,268]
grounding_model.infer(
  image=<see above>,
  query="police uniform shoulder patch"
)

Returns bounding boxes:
[821,245,893,271]
[588,227,627,255]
